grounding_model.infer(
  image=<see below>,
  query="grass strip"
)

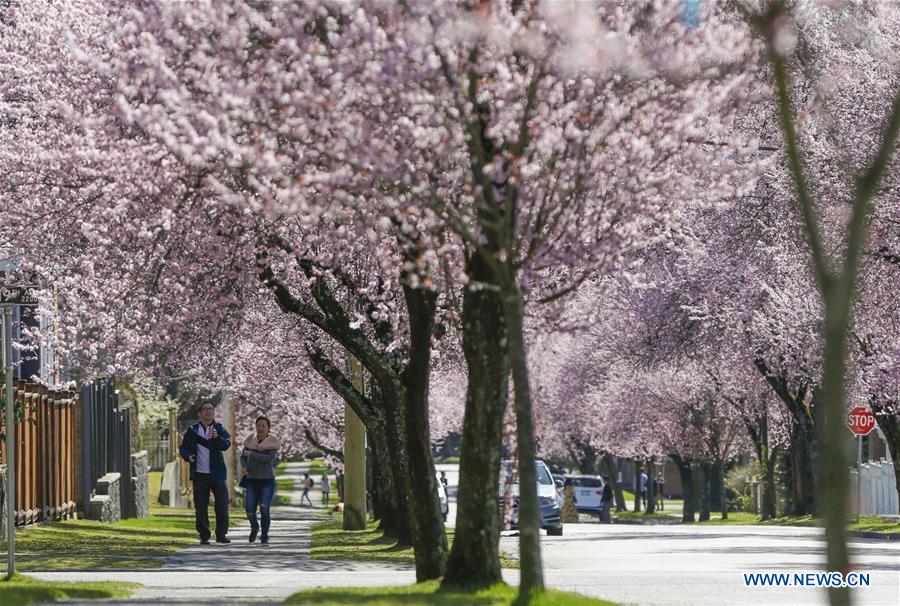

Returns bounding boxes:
[0,513,197,570]
[311,514,519,569]
[286,580,619,605]
[0,573,137,606]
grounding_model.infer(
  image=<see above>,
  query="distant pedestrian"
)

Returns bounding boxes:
[439,471,448,488]
[321,474,331,505]
[639,471,648,509]
[300,473,314,506]
[179,402,231,545]
[240,416,279,545]
[600,475,614,523]
[336,471,345,502]
[655,476,665,511]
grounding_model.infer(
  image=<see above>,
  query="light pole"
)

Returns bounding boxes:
[4,305,14,579]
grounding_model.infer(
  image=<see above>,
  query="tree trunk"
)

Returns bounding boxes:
[401,285,448,582]
[378,390,412,547]
[716,460,727,520]
[633,460,642,513]
[602,453,627,512]
[443,255,509,589]
[697,462,710,522]
[575,442,599,474]
[763,451,779,521]
[789,416,817,516]
[368,417,407,541]
[501,283,544,597]
[645,459,656,515]
[672,455,695,522]
[819,299,853,605]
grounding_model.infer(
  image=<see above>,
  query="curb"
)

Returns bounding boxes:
[848,530,900,541]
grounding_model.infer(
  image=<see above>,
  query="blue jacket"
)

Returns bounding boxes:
[179,421,231,482]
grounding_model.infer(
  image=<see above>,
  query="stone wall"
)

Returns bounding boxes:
[89,472,121,523]
[129,451,150,519]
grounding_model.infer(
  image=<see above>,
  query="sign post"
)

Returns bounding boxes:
[847,405,877,522]
[1,283,39,580]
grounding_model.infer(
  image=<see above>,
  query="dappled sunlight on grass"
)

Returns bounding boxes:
[0,513,197,570]
[286,580,619,606]
[0,573,136,605]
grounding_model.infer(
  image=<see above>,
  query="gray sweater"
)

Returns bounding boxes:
[241,435,280,480]
[241,448,278,479]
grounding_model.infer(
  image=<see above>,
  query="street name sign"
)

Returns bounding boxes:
[0,284,39,306]
[847,406,876,436]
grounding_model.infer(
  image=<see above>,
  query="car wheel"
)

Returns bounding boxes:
[547,526,563,536]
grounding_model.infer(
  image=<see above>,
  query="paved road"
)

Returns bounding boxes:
[498,523,900,606]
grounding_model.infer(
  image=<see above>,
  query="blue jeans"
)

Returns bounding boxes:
[244,479,275,538]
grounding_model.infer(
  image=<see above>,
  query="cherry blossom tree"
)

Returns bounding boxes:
[741,4,900,599]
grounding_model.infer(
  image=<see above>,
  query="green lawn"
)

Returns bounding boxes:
[611,510,677,523]
[287,580,618,605]
[308,459,331,475]
[277,477,297,492]
[0,513,198,570]
[0,574,136,605]
[311,514,518,569]
[850,515,900,534]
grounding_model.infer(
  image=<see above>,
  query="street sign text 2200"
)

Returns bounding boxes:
[0,285,40,306]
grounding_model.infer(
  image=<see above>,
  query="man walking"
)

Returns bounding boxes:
[179,402,232,544]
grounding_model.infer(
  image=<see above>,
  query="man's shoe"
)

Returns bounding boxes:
[200,538,210,545]
[260,536,269,546]
[215,536,231,544]
[249,528,258,543]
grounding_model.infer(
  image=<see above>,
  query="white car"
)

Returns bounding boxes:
[565,475,604,513]
[499,459,564,535]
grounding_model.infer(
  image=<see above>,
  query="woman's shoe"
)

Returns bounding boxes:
[249,528,258,543]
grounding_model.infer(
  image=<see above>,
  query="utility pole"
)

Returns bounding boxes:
[3,305,14,579]
[343,356,366,530]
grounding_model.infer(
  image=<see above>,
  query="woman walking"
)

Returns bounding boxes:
[321,473,331,506]
[241,416,280,545]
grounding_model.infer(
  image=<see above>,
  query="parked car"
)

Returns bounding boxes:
[565,474,604,513]
[435,476,449,522]
[499,459,563,536]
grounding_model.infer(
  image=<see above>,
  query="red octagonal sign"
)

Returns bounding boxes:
[847,406,876,436]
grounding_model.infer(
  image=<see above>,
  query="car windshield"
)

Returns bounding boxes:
[500,461,553,486]
[572,477,602,487]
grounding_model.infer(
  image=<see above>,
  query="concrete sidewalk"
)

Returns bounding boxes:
[28,462,415,605]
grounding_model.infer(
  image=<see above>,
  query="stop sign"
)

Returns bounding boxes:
[847,406,876,436]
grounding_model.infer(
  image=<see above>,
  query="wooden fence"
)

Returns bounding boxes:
[0,379,77,526]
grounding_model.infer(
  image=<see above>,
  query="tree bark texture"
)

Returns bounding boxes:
[443,256,509,588]
[672,455,695,523]
[645,459,656,515]
[501,283,544,596]
[697,462,711,522]
[633,460,642,513]
[401,285,448,581]
[602,453,627,512]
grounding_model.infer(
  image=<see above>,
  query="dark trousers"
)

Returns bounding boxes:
[193,473,229,540]
[244,479,275,538]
